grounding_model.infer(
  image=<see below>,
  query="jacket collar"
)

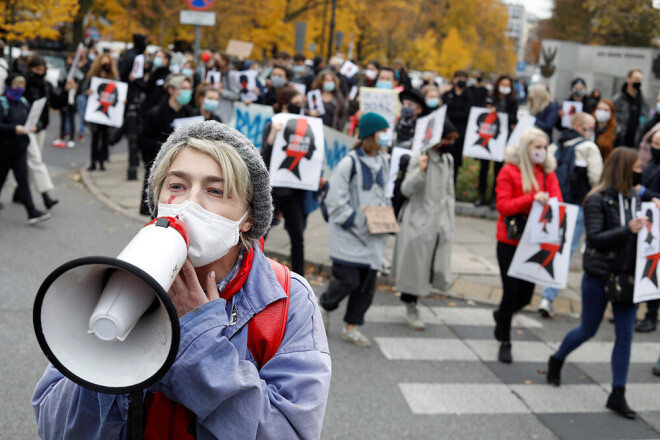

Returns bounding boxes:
[354,148,385,190]
[223,247,287,340]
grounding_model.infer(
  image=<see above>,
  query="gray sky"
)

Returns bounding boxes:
[509,0,554,19]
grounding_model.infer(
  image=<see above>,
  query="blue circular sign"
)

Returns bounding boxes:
[184,0,215,11]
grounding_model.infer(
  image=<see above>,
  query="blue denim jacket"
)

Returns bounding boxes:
[32,248,332,439]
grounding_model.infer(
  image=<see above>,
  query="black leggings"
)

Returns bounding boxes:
[0,149,36,215]
[319,262,377,325]
[478,159,503,199]
[275,191,306,276]
[90,124,109,165]
[495,241,535,342]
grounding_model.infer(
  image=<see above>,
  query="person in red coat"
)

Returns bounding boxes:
[493,127,563,363]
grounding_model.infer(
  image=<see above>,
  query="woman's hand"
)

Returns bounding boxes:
[534,191,550,204]
[652,197,660,208]
[266,122,283,145]
[628,217,648,234]
[419,155,429,172]
[168,259,219,318]
[15,125,27,135]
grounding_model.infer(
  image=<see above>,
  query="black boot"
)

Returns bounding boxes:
[498,342,512,364]
[546,355,564,386]
[606,386,636,419]
[493,309,503,342]
[42,192,58,210]
[635,317,657,333]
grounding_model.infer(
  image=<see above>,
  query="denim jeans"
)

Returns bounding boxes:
[76,94,88,135]
[554,274,637,387]
[541,205,585,302]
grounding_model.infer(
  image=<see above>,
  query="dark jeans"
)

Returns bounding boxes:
[319,262,377,326]
[0,149,36,215]
[495,241,536,342]
[90,124,109,165]
[59,104,76,139]
[478,159,503,199]
[400,293,417,304]
[555,274,637,388]
[275,191,306,276]
[643,299,659,322]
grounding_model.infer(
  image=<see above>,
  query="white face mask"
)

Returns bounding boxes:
[498,86,511,95]
[594,109,611,123]
[158,200,248,267]
[530,149,546,165]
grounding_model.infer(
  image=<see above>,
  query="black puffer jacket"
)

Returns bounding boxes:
[583,186,638,279]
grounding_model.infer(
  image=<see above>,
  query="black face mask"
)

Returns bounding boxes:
[632,82,642,90]
[288,104,302,115]
[633,171,642,186]
[400,106,415,120]
[457,80,466,89]
[102,64,112,72]
[652,148,660,163]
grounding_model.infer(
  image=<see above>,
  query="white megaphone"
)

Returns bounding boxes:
[33,217,190,394]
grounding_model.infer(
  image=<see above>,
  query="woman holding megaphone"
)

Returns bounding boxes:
[32,121,331,439]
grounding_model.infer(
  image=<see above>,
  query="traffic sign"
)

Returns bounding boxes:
[180,10,216,26]
[184,0,215,11]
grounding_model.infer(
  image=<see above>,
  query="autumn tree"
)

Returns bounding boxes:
[0,0,79,41]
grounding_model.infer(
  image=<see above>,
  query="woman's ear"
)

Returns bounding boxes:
[240,215,253,233]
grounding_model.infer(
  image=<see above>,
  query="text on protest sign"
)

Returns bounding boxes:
[230,102,274,150]
[462,107,509,162]
[84,77,129,128]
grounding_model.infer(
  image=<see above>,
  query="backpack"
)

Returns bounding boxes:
[139,258,291,440]
[320,154,356,222]
[0,95,30,119]
[554,138,587,204]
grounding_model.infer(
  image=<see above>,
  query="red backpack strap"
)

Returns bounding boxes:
[143,391,195,440]
[247,258,291,370]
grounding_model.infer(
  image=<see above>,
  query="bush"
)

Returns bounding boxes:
[455,156,497,203]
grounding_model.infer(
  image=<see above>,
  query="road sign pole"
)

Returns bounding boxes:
[195,25,201,59]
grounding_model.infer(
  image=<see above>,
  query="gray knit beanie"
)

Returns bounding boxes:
[146,120,273,241]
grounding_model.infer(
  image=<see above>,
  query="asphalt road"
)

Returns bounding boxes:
[3,115,660,440]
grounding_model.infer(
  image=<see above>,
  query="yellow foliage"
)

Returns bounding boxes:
[0,0,79,41]
[436,28,471,78]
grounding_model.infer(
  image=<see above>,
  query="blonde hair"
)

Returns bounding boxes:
[150,138,255,249]
[528,84,551,116]
[517,128,552,193]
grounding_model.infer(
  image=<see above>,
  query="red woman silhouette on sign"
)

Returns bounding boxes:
[96,82,119,117]
[279,118,316,179]
[474,111,501,153]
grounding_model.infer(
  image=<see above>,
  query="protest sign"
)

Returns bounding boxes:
[206,70,221,87]
[24,97,47,133]
[359,87,400,138]
[323,126,354,176]
[412,106,447,154]
[507,114,536,148]
[290,82,306,95]
[561,101,583,128]
[340,60,360,78]
[462,107,509,162]
[364,206,400,234]
[83,78,128,128]
[386,146,412,198]
[237,70,259,103]
[634,202,660,303]
[529,198,560,244]
[131,54,145,80]
[269,113,325,191]
[67,43,85,83]
[349,85,359,101]
[172,116,205,131]
[307,89,325,115]
[507,202,578,289]
[226,40,254,60]
[230,102,273,150]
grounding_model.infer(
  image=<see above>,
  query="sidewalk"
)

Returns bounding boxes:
[81,153,586,317]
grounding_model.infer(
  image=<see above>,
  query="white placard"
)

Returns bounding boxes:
[462,107,509,162]
[131,54,145,80]
[386,146,412,198]
[507,114,536,148]
[269,113,325,191]
[349,85,359,101]
[172,116,205,131]
[291,82,306,95]
[83,77,128,128]
[508,202,578,289]
[24,97,47,133]
[634,202,660,303]
[359,87,401,138]
[307,89,325,115]
[528,198,560,244]
[412,106,447,154]
[206,70,221,88]
[67,43,85,83]
[561,100,583,128]
[230,102,274,150]
[237,70,258,103]
[340,60,360,78]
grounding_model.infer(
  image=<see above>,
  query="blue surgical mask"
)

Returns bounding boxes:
[176,89,192,106]
[377,131,390,147]
[323,81,335,92]
[426,98,440,108]
[203,99,219,112]
[181,68,193,77]
[292,65,305,73]
[376,80,393,90]
[153,56,163,68]
[270,76,286,89]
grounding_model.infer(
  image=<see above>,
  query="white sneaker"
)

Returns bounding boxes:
[341,326,371,347]
[66,140,75,148]
[320,306,330,333]
[405,302,425,330]
[538,298,554,318]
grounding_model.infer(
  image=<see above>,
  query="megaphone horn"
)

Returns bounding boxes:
[33,217,189,394]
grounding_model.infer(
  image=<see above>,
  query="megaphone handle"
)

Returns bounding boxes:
[127,391,145,440]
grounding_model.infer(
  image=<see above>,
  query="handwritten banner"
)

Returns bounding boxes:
[230,102,274,150]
